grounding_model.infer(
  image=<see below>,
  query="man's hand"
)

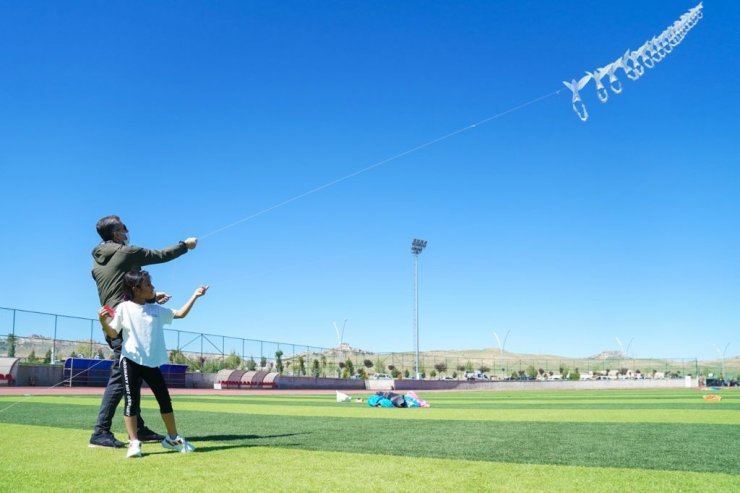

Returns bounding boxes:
[194,285,209,297]
[155,292,172,304]
[183,237,198,249]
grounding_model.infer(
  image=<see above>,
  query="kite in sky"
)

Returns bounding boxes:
[563,2,704,121]
[201,3,706,239]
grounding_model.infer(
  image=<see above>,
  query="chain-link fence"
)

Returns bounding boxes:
[2,306,738,380]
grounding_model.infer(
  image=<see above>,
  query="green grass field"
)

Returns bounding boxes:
[1,389,738,492]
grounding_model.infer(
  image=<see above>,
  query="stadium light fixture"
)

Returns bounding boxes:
[411,238,427,380]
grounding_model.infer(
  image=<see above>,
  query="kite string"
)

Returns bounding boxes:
[200,88,563,239]
[1,90,564,414]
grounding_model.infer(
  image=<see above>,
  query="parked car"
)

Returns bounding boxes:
[372,373,393,380]
[464,371,489,381]
[705,377,738,387]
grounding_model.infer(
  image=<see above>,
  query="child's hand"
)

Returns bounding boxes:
[98,306,114,322]
[155,292,172,304]
[194,285,209,297]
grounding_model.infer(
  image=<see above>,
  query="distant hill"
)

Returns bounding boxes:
[589,350,626,360]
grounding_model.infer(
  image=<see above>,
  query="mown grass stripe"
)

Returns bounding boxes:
[3,393,738,425]
[1,398,738,475]
[1,423,738,493]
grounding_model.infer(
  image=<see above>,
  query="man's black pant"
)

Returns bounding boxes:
[92,339,146,435]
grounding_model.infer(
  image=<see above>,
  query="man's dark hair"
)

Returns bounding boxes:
[96,215,122,241]
[122,270,149,301]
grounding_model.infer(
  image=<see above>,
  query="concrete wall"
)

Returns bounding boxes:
[15,364,64,387]
[396,378,696,391]
[275,376,366,390]
[365,380,396,391]
[10,364,697,391]
[186,371,216,389]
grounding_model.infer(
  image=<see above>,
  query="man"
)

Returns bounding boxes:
[89,215,197,448]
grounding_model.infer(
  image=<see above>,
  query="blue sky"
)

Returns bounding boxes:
[1,1,737,361]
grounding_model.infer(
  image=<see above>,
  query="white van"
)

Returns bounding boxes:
[464,371,489,381]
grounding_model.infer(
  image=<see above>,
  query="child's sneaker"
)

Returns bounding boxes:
[161,435,196,453]
[126,439,142,458]
[182,439,195,452]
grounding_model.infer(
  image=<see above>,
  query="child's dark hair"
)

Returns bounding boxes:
[96,215,122,241]
[122,270,150,300]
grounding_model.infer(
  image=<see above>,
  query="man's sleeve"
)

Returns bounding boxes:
[127,242,188,267]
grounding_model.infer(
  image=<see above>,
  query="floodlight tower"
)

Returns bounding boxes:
[411,238,427,380]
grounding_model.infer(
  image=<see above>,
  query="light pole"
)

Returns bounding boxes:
[411,239,427,380]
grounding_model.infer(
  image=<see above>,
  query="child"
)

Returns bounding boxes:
[98,269,208,458]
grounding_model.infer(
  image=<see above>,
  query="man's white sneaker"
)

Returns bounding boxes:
[161,435,196,453]
[126,439,142,458]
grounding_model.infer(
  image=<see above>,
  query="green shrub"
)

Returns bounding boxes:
[224,351,241,369]
[8,335,17,357]
[169,349,189,365]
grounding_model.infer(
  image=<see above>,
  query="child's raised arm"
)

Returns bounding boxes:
[174,285,209,319]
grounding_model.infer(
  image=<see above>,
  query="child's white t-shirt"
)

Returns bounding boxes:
[110,302,174,367]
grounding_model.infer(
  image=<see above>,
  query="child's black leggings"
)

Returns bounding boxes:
[121,357,173,416]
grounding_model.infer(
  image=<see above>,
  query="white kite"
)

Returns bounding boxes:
[563,2,703,121]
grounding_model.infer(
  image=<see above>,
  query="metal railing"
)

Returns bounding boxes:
[2,306,736,379]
